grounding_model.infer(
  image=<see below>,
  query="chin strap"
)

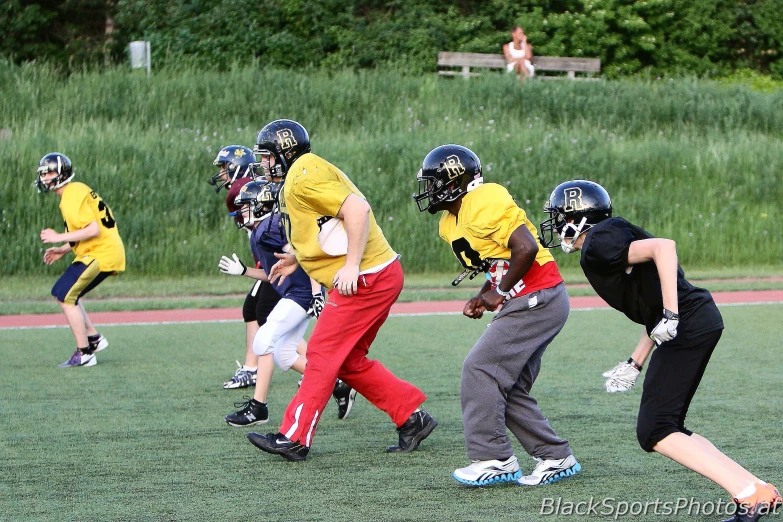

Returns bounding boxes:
[559,216,588,254]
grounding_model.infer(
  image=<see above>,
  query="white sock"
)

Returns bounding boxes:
[242,366,257,372]
[736,483,757,500]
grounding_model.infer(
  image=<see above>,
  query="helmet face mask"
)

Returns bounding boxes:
[232,180,280,229]
[413,145,483,214]
[36,153,74,193]
[210,146,256,193]
[540,180,613,253]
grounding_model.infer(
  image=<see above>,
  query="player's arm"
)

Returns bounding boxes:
[603,330,654,393]
[627,238,678,313]
[218,253,269,281]
[333,194,370,297]
[627,238,680,345]
[43,242,73,265]
[481,224,538,311]
[464,279,491,319]
[41,221,99,244]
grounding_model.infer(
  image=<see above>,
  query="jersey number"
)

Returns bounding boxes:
[451,238,482,269]
[97,200,116,229]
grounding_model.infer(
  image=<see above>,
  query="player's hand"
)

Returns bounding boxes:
[463,296,485,319]
[480,289,507,312]
[40,229,62,244]
[43,247,65,265]
[307,293,325,318]
[332,263,359,296]
[650,308,679,345]
[269,252,299,286]
[218,253,247,276]
[604,362,641,393]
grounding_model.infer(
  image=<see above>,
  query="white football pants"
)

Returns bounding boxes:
[252,298,310,371]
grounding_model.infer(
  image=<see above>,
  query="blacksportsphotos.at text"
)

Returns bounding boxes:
[540,497,781,518]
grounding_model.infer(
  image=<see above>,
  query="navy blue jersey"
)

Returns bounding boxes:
[250,214,313,311]
[580,217,723,339]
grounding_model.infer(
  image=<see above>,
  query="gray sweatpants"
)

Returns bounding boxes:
[460,283,572,461]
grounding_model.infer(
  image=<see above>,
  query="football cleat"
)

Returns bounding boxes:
[58,350,96,368]
[246,432,309,462]
[453,456,522,487]
[89,334,109,353]
[517,455,581,486]
[386,410,438,453]
[332,379,357,420]
[225,397,269,427]
[223,361,257,389]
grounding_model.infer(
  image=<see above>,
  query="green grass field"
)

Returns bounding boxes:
[2,65,782,276]
[2,305,781,521]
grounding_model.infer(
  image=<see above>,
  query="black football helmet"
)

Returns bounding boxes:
[413,144,483,214]
[233,180,281,228]
[253,119,311,179]
[209,145,256,192]
[540,180,612,253]
[36,153,74,193]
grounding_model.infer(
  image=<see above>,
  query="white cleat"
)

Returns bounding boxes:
[453,456,522,487]
[517,455,581,486]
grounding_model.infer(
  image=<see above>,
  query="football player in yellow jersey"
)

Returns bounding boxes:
[36,153,126,368]
[413,145,580,487]
[245,119,435,462]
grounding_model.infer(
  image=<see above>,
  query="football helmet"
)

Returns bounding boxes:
[413,144,483,214]
[36,153,74,193]
[209,145,256,192]
[540,180,612,253]
[253,119,311,179]
[233,180,281,228]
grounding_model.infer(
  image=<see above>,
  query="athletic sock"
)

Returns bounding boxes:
[88,333,101,343]
[736,483,757,500]
[242,366,257,372]
[78,346,94,355]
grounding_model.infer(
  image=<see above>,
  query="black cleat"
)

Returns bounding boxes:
[386,410,438,453]
[332,379,357,420]
[225,397,269,427]
[247,432,309,462]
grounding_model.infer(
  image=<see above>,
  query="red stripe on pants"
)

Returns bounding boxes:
[279,260,427,446]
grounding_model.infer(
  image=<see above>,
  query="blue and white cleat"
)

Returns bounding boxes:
[453,456,522,487]
[517,455,581,486]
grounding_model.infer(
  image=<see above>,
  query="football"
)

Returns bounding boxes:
[317,217,348,256]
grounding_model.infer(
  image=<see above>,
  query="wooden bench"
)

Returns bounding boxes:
[437,52,601,80]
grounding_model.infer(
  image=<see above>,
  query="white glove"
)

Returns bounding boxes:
[218,253,247,276]
[650,308,679,345]
[602,361,627,378]
[604,361,641,393]
[307,293,325,318]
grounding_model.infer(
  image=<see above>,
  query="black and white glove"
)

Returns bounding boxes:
[650,308,679,345]
[307,293,325,318]
[604,359,642,393]
[218,253,247,276]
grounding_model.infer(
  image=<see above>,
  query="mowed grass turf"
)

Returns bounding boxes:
[1,305,781,521]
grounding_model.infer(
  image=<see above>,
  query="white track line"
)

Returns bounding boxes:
[0,300,780,331]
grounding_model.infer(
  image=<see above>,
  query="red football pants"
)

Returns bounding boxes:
[279,259,427,447]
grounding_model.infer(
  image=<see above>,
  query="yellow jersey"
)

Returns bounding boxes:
[438,183,561,297]
[59,182,126,272]
[280,153,396,288]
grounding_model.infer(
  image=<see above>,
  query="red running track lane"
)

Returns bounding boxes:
[2,290,782,329]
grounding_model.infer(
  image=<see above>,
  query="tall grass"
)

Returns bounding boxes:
[1,62,781,275]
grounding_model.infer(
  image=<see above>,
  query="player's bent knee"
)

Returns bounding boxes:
[273,350,298,372]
